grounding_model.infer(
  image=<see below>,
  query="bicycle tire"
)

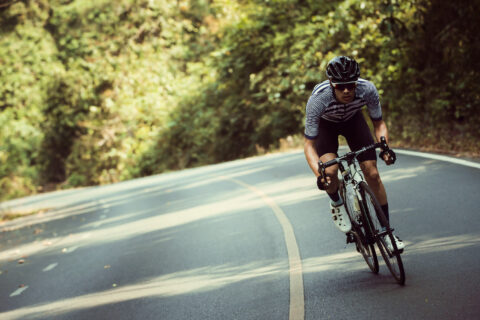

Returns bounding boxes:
[341,181,379,274]
[359,181,405,285]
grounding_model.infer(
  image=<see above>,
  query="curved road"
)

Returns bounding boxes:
[1,149,479,319]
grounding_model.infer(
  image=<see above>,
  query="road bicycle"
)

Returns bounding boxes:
[318,137,405,285]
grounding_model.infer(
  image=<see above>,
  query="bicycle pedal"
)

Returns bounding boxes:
[346,232,355,244]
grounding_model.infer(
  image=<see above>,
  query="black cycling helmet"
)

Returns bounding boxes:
[326,56,360,83]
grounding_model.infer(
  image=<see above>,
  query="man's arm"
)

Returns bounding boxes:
[372,119,388,143]
[304,137,320,177]
[372,119,394,164]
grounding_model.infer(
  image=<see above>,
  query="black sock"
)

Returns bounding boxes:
[327,188,341,203]
[381,203,390,224]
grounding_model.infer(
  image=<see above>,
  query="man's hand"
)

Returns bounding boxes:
[380,149,396,165]
[317,175,331,190]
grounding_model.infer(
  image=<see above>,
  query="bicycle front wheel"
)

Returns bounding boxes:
[341,181,378,274]
[359,181,405,285]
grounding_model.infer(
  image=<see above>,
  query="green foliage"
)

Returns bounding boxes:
[0,0,54,199]
[39,66,108,183]
[1,0,479,201]
[379,0,480,151]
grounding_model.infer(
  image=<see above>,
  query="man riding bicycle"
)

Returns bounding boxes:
[303,56,405,250]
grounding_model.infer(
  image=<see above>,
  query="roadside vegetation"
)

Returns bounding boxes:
[1,0,479,201]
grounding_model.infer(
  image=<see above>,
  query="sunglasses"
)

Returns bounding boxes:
[332,82,357,91]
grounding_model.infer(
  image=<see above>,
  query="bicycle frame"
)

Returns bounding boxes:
[338,156,393,238]
[338,158,364,201]
[317,138,392,241]
[338,159,377,242]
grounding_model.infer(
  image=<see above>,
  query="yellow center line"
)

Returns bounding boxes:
[221,176,305,320]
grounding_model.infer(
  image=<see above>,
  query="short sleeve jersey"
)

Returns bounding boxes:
[304,78,382,139]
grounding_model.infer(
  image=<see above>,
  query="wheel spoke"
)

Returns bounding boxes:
[360,182,405,285]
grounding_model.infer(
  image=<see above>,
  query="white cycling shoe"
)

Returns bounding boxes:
[330,202,352,233]
[384,234,405,252]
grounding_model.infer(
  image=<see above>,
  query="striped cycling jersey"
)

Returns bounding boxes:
[304,78,382,139]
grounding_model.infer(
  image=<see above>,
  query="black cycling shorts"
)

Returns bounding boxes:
[313,111,377,162]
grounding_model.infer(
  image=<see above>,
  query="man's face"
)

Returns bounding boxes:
[331,81,356,104]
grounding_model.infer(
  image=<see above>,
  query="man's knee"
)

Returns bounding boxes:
[361,161,381,182]
[325,166,338,179]
[365,169,381,183]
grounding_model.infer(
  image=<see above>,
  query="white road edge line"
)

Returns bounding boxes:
[395,149,480,169]
[221,176,305,320]
[10,286,29,297]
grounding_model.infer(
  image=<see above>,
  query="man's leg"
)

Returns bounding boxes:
[319,152,340,196]
[314,119,342,202]
[360,160,386,204]
[321,152,351,233]
[314,120,351,233]
[360,160,404,250]
[360,160,389,223]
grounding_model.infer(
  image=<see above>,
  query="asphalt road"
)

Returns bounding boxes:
[0,149,479,320]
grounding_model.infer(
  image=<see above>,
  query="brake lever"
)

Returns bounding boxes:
[380,136,388,151]
[317,161,330,189]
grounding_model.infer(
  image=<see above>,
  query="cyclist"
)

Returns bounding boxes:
[303,55,405,251]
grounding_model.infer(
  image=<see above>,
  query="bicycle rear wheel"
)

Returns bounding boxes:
[341,181,378,273]
[359,181,405,285]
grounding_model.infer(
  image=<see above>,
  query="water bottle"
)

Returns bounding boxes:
[346,183,361,220]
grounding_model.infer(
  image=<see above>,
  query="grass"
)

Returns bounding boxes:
[0,208,49,222]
